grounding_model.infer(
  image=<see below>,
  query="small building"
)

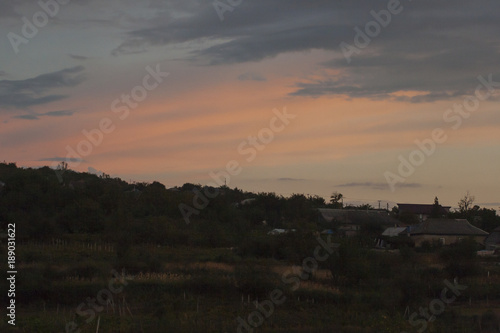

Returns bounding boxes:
[267,229,295,235]
[376,227,411,248]
[239,198,256,206]
[317,208,400,237]
[404,218,488,246]
[485,227,500,250]
[397,203,451,222]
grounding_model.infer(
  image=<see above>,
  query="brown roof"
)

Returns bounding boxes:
[408,218,488,236]
[485,227,500,246]
[397,203,451,215]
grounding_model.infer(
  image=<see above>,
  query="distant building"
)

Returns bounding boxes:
[397,203,451,222]
[267,229,295,235]
[403,218,488,246]
[239,198,256,206]
[381,227,408,237]
[317,208,400,237]
[485,227,500,250]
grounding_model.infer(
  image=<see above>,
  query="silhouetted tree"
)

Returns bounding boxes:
[458,191,475,216]
[329,191,343,208]
[430,196,441,218]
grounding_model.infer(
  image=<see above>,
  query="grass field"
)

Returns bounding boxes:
[2,236,500,332]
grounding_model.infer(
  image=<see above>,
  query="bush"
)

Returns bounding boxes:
[328,241,370,287]
[65,260,106,280]
[440,238,480,278]
[234,261,278,296]
[236,233,274,258]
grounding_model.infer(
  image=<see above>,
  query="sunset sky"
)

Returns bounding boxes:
[1,0,499,210]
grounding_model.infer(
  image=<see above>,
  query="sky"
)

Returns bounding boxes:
[1,0,499,210]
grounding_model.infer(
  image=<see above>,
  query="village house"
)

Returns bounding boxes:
[375,226,409,248]
[397,203,451,222]
[402,218,488,246]
[317,208,399,237]
[485,226,500,251]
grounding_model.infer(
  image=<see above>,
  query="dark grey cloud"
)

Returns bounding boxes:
[111,0,500,102]
[277,177,306,182]
[290,2,500,101]
[292,37,500,102]
[0,2,17,18]
[68,54,89,61]
[13,109,75,120]
[0,66,85,110]
[110,1,348,58]
[238,72,266,82]
[0,0,96,18]
[338,182,388,190]
[338,181,422,190]
[44,110,75,117]
[13,114,39,120]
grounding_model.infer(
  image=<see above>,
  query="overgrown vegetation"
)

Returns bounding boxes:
[1,162,499,332]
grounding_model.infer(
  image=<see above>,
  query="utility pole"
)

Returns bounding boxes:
[378,200,381,210]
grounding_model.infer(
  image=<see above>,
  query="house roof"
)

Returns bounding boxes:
[267,229,295,235]
[382,227,408,237]
[485,227,500,245]
[318,208,399,226]
[397,203,450,215]
[240,198,256,205]
[409,218,488,236]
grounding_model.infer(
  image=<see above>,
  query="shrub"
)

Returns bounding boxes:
[65,260,106,280]
[234,261,278,297]
[440,238,480,278]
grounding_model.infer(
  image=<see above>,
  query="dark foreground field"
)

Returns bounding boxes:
[2,236,500,333]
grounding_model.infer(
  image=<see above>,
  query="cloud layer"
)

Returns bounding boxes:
[1,0,499,207]
[0,66,85,110]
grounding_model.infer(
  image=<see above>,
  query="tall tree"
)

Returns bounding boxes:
[430,196,441,218]
[330,192,343,209]
[458,191,475,215]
